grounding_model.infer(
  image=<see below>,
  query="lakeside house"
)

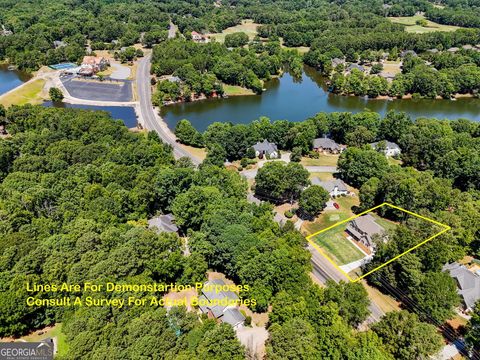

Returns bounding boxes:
[346,214,385,249]
[443,262,480,313]
[370,141,401,157]
[148,213,179,233]
[312,137,343,154]
[346,63,365,73]
[252,139,279,159]
[198,279,245,329]
[312,178,349,197]
[331,58,345,68]
[81,56,109,75]
[191,31,210,43]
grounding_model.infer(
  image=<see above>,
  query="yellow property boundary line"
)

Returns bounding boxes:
[306,202,451,283]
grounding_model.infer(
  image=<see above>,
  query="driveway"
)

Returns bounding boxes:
[110,63,131,80]
[61,76,132,102]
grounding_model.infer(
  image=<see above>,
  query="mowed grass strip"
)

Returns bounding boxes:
[312,228,365,265]
[388,15,462,33]
[0,79,46,107]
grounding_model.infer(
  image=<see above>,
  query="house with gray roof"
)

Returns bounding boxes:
[198,279,245,329]
[331,58,345,68]
[346,214,385,249]
[252,139,279,159]
[346,63,365,73]
[443,262,480,313]
[312,178,349,197]
[370,140,401,157]
[148,213,179,233]
[400,50,417,58]
[312,137,343,154]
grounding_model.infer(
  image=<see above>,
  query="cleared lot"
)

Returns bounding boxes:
[61,76,132,102]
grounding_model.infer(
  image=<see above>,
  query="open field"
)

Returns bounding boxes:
[301,154,339,167]
[382,61,402,75]
[209,20,260,43]
[223,84,255,96]
[0,79,46,107]
[388,15,462,33]
[311,225,366,265]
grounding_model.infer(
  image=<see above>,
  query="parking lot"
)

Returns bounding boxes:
[61,76,132,102]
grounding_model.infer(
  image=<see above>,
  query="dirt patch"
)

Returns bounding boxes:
[163,288,198,311]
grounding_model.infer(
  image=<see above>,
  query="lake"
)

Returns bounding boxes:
[161,66,480,131]
[43,102,138,128]
[0,64,31,96]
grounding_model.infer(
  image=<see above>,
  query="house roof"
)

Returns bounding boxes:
[370,141,401,151]
[253,139,278,155]
[447,47,459,52]
[222,308,245,326]
[400,50,417,57]
[443,263,480,310]
[54,40,67,48]
[82,56,107,65]
[348,214,384,238]
[148,213,178,233]
[312,137,340,150]
[347,63,365,72]
[312,178,348,193]
[331,58,345,66]
[200,279,242,319]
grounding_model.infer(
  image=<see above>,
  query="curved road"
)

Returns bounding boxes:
[137,55,201,164]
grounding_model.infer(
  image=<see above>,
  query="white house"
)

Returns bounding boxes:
[252,139,279,159]
[370,141,401,157]
[312,178,349,197]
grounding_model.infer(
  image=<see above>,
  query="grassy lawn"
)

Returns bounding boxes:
[301,154,339,167]
[209,19,259,43]
[0,79,46,107]
[382,61,402,75]
[312,227,365,265]
[304,210,352,236]
[223,84,255,96]
[14,323,69,357]
[388,15,462,33]
[371,213,398,232]
[179,144,207,161]
[309,172,335,181]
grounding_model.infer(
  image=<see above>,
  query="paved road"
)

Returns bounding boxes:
[137,55,200,164]
[308,244,385,324]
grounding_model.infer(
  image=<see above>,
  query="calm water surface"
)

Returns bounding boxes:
[43,102,138,128]
[0,64,31,95]
[161,66,480,131]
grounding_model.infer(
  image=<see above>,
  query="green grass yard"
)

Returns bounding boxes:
[209,20,260,43]
[301,154,339,167]
[312,227,366,265]
[388,15,462,33]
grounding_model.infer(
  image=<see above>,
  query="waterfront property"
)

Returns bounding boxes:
[370,140,401,157]
[252,139,279,159]
[312,137,344,154]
